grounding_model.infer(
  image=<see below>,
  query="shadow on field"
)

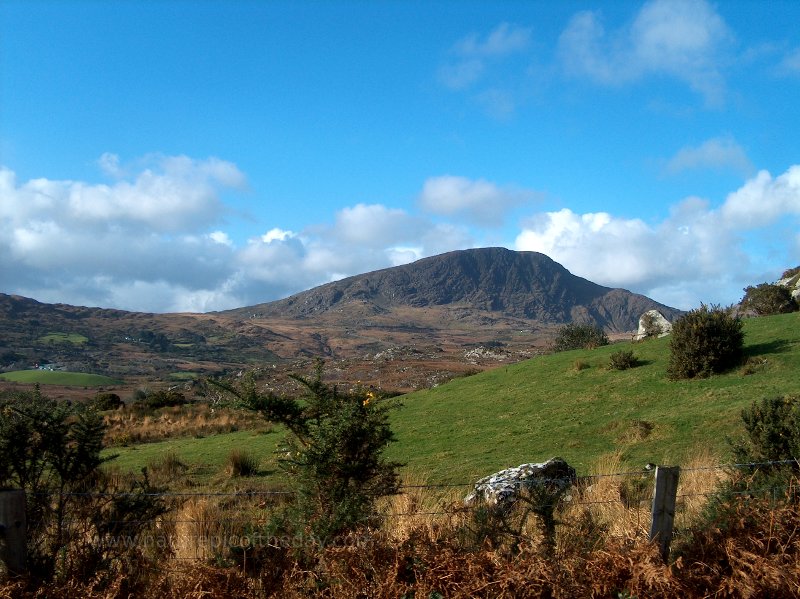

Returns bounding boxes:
[744,339,792,357]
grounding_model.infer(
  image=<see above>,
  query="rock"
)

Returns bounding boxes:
[778,269,800,300]
[465,457,577,507]
[634,310,673,341]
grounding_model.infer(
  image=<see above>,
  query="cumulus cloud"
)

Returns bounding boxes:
[418,175,538,226]
[333,203,421,247]
[558,0,733,105]
[721,166,800,228]
[4,155,799,315]
[0,156,486,312]
[665,136,753,176]
[515,166,800,308]
[439,22,532,90]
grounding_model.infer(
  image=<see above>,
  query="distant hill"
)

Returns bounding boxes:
[224,247,682,332]
[0,248,683,391]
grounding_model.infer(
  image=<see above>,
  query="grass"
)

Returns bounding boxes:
[37,331,88,345]
[383,312,800,482]
[169,371,200,381]
[100,312,800,486]
[0,370,122,386]
[103,429,284,483]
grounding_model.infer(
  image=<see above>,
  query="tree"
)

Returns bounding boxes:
[667,304,744,379]
[740,283,798,315]
[211,363,402,543]
[0,386,166,580]
[552,323,609,352]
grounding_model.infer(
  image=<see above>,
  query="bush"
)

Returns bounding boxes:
[782,266,800,280]
[667,304,744,380]
[212,362,402,544]
[91,391,123,411]
[731,395,800,469]
[739,283,798,315]
[552,323,609,352]
[608,350,638,370]
[139,389,187,410]
[0,386,167,581]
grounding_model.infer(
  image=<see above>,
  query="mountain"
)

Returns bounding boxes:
[0,248,683,395]
[224,248,682,332]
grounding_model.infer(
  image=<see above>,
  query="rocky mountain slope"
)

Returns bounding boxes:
[224,247,682,332]
[0,248,683,394]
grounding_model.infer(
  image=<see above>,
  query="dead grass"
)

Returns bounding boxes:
[6,452,798,598]
[103,402,267,446]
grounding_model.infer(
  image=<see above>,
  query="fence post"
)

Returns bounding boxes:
[649,465,679,562]
[0,489,26,579]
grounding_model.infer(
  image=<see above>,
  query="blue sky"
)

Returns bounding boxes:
[1,0,799,313]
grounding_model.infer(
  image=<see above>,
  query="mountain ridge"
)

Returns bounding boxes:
[223,247,682,332]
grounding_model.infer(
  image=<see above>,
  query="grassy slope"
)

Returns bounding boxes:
[0,370,122,386]
[105,429,285,480]
[384,312,800,482]
[106,312,800,485]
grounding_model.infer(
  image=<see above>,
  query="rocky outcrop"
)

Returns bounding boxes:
[634,310,674,341]
[778,267,800,300]
[464,457,577,507]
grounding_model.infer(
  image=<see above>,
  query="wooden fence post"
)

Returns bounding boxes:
[649,465,680,562]
[0,489,26,578]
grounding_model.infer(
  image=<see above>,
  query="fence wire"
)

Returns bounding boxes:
[10,458,797,564]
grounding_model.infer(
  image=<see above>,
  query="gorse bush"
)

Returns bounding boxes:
[740,283,798,315]
[731,395,800,469]
[667,304,744,379]
[608,350,638,371]
[212,362,402,544]
[0,386,166,581]
[552,323,609,352]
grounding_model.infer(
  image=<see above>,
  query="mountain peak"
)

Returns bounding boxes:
[228,247,681,332]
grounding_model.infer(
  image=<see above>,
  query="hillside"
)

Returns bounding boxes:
[383,311,800,481]
[106,312,800,483]
[224,247,682,332]
[0,248,682,393]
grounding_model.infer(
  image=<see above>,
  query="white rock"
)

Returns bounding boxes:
[465,458,576,507]
[634,310,673,341]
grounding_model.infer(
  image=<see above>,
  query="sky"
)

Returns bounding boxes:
[1,0,799,314]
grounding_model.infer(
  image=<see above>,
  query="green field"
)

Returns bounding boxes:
[0,370,122,386]
[105,312,800,484]
[104,429,284,480]
[37,331,89,345]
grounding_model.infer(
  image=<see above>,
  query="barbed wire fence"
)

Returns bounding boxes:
[1,459,797,576]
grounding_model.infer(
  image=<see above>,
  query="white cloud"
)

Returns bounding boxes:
[515,166,800,309]
[2,158,485,312]
[439,22,531,90]
[455,22,532,58]
[333,203,420,247]
[721,166,800,228]
[665,136,753,175]
[419,175,538,226]
[260,227,296,243]
[5,156,799,315]
[0,155,243,233]
[209,231,234,246]
[559,0,733,105]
